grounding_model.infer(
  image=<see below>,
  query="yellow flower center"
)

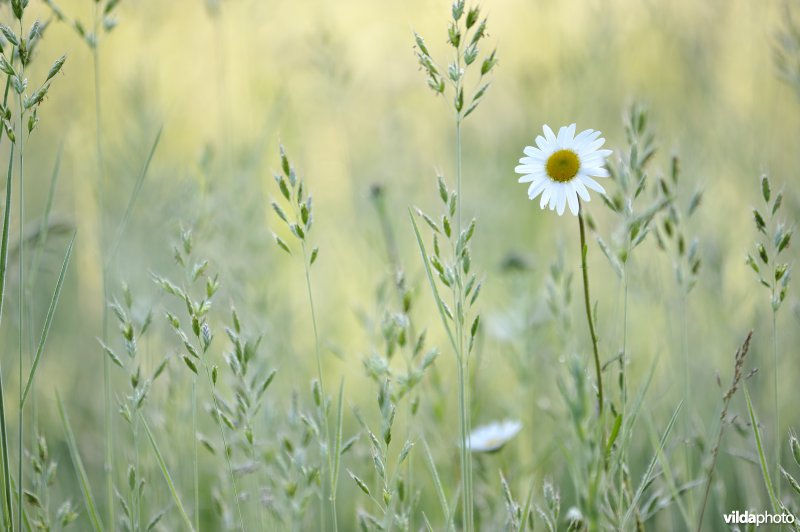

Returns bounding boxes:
[546,149,580,182]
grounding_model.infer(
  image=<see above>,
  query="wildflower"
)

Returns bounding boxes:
[515,124,612,216]
[466,420,522,453]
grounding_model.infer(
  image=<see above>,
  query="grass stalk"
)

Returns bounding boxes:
[16,43,26,530]
[90,4,114,525]
[771,308,780,500]
[299,240,337,531]
[200,354,244,530]
[192,378,199,531]
[0,143,15,532]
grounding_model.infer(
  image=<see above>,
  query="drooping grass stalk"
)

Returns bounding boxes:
[696,331,752,531]
[577,204,604,418]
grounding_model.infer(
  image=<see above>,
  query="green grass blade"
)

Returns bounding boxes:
[140,414,196,532]
[744,386,779,513]
[0,143,14,531]
[644,410,692,528]
[622,401,682,528]
[27,143,64,292]
[332,378,345,495]
[408,210,458,353]
[105,126,163,269]
[56,392,104,532]
[422,438,453,531]
[21,232,76,406]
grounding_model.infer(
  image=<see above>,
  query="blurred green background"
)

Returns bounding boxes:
[3,0,800,529]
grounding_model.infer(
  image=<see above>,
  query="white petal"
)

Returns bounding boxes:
[580,175,606,194]
[519,170,545,183]
[579,164,609,177]
[567,184,579,216]
[548,187,559,210]
[543,125,556,144]
[556,185,567,215]
[540,185,552,209]
[573,128,595,144]
[557,124,576,147]
[574,179,591,201]
[523,146,544,158]
[535,135,549,150]
[528,179,548,199]
[515,164,541,174]
[587,137,607,152]
[519,153,546,165]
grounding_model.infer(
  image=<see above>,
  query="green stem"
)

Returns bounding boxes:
[92,4,114,526]
[578,204,603,417]
[300,241,336,532]
[16,54,26,532]
[192,378,199,532]
[454,110,473,532]
[772,307,780,500]
[201,356,244,530]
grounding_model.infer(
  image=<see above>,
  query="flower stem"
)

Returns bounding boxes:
[578,204,603,416]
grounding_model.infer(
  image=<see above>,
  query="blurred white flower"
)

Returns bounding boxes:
[515,124,612,216]
[466,420,522,453]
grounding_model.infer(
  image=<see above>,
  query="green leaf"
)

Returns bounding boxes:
[744,386,779,513]
[21,233,76,406]
[140,416,196,531]
[57,393,104,532]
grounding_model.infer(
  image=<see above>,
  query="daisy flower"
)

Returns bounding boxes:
[466,420,522,453]
[515,124,612,216]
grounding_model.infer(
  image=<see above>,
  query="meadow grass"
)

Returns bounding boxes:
[0,0,797,531]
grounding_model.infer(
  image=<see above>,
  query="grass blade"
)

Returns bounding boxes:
[0,143,14,531]
[408,210,457,353]
[21,232,76,406]
[744,386,779,513]
[140,414,196,532]
[622,401,682,528]
[105,126,163,269]
[332,378,345,496]
[422,438,453,531]
[56,392,104,532]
